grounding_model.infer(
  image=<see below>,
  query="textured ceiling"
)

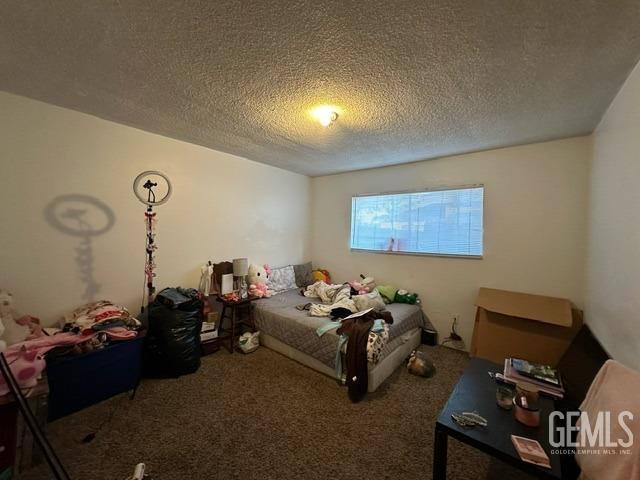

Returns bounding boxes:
[2,1,640,176]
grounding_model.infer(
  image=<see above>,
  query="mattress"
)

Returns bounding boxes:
[253,288,426,370]
[261,328,422,392]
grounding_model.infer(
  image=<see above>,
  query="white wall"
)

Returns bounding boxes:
[0,92,311,325]
[311,137,590,346]
[586,61,640,370]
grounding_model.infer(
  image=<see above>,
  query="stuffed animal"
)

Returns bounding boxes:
[349,274,376,295]
[0,290,31,347]
[247,264,272,298]
[407,350,436,377]
[312,269,331,284]
[394,289,420,305]
[248,282,270,298]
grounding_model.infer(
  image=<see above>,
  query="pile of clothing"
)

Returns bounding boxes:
[62,300,140,337]
[333,307,394,402]
[302,282,356,316]
[0,300,140,396]
[301,281,393,402]
[300,279,423,401]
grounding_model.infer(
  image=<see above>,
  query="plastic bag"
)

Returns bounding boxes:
[238,331,260,354]
[143,288,203,377]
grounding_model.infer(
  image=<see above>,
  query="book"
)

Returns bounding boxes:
[511,435,551,469]
[201,321,217,333]
[504,360,563,394]
[502,360,564,399]
[511,358,560,386]
[200,330,218,342]
[201,321,218,342]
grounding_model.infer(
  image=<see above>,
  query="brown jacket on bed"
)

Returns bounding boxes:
[337,310,393,402]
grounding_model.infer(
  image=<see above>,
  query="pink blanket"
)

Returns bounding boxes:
[576,359,640,480]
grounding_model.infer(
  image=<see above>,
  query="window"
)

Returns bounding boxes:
[350,185,484,257]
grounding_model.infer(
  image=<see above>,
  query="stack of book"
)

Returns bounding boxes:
[502,358,565,399]
[201,321,218,342]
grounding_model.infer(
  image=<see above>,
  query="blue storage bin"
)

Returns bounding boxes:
[46,335,144,421]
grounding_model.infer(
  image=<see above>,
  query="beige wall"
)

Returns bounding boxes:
[0,92,311,325]
[311,137,590,347]
[586,61,640,370]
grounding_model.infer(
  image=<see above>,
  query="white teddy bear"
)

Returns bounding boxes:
[0,290,31,349]
[246,264,272,298]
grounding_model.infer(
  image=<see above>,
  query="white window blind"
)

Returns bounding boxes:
[350,186,484,257]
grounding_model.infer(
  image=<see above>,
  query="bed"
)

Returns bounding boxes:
[253,288,426,392]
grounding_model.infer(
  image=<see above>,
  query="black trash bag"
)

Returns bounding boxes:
[143,287,203,378]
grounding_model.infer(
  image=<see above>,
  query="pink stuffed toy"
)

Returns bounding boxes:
[248,283,270,298]
[349,275,376,295]
[247,264,272,298]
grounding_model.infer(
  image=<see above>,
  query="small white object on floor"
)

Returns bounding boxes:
[239,331,260,353]
[132,463,145,480]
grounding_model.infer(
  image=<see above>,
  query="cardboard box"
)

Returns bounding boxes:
[471,288,583,366]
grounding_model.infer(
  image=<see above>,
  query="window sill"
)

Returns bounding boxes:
[350,248,483,259]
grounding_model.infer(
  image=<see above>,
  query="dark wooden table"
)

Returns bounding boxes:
[434,357,562,480]
[215,296,258,353]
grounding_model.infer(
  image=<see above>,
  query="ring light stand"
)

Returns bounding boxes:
[133,171,172,313]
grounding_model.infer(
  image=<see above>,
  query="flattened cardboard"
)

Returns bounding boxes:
[476,288,573,327]
[471,288,582,366]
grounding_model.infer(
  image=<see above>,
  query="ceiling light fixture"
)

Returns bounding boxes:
[311,105,339,127]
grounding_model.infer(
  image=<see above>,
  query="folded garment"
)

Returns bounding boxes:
[64,300,140,332]
[103,327,138,340]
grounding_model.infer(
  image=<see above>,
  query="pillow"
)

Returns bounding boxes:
[353,289,386,312]
[293,262,313,287]
[377,285,398,304]
[268,265,297,293]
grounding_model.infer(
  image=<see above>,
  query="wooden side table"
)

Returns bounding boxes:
[215,296,257,353]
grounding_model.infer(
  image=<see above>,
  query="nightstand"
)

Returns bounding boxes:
[215,296,258,353]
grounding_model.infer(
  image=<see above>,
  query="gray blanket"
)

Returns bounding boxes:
[253,289,425,368]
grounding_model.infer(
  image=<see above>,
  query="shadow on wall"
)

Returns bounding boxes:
[44,194,115,302]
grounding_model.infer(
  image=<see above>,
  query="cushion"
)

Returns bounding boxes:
[377,285,398,304]
[352,289,386,311]
[268,265,297,293]
[293,262,314,287]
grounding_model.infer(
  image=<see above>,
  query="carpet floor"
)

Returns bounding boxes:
[23,345,535,480]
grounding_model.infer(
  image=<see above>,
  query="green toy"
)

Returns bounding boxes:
[394,289,420,304]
